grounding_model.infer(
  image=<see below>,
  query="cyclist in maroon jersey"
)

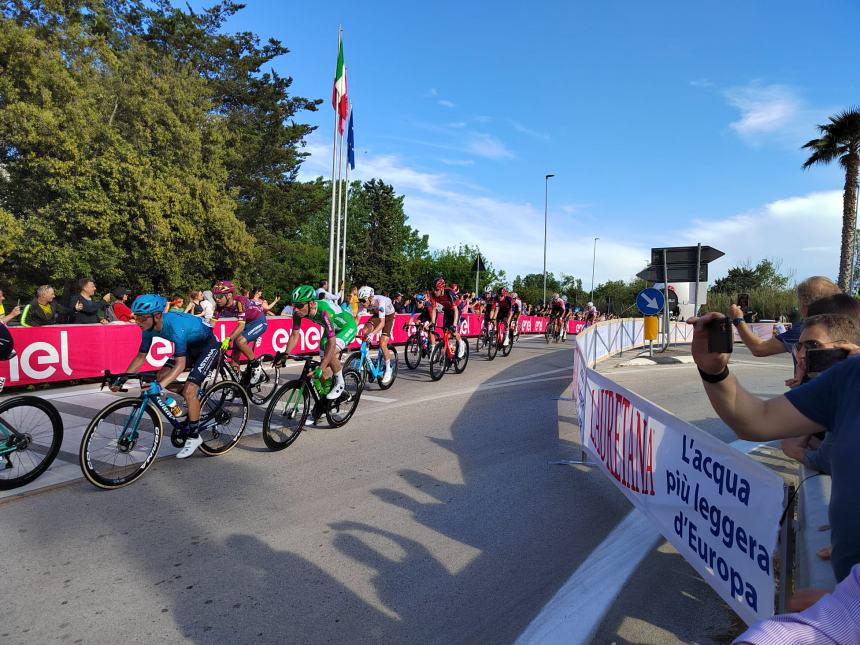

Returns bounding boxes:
[212,280,267,385]
[549,293,566,336]
[494,288,514,347]
[428,277,466,358]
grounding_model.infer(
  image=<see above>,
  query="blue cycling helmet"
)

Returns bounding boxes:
[131,294,166,315]
[414,293,426,301]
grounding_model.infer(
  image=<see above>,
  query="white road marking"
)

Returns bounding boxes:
[360,394,397,403]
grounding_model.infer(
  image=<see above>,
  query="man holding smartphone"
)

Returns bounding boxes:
[689,310,860,587]
[730,276,839,357]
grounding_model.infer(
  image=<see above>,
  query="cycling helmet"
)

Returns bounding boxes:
[131,294,166,315]
[358,286,374,300]
[433,277,446,290]
[484,285,493,295]
[587,301,594,307]
[499,288,508,297]
[414,293,426,301]
[291,284,316,304]
[511,292,518,298]
[562,295,568,302]
[553,293,560,299]
[213,280,235,295]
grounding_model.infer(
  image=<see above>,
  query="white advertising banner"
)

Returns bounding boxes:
[578,366,784,625]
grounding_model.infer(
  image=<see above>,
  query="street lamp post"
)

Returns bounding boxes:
[543,173,555,306]
[590,236,599,301]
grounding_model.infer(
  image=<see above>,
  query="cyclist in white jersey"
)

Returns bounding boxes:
[357,286,396,384]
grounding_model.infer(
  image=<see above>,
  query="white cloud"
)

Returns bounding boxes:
[724,82,799,136]
[509,119,550,141]
[465,133,514,160]
[446,122,467,128]
[678,190,843,282]
[438,99,456,108]
[440,158,475,166]
[426,88,438,97]
[689,79,714,88]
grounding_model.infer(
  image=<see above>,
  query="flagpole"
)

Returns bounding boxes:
[333,124,346,295]
[341,112,352,293]
[327,27,343,287]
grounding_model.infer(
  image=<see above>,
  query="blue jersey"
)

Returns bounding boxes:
[139,312,214,357]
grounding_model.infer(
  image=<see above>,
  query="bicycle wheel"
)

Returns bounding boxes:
[453,337,470,373]
[197,381,249,456]
[500,323,513,357]
[80,400,162,490]
[487,326,498,361]
[475,329,485,352]
[429,342,447,381]
[377,347,398,390]
[0,396,63,490]
[326,367,363,427]
[404,333,422,370]
[247,354,280,406]
[544,324,552,344]
[262,380,309,451]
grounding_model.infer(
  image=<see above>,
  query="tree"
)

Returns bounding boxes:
[802,108,860,291]
[711,259,791,294]
[513,273,560,307]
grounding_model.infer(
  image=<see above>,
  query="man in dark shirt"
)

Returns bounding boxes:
[69,278,108,324]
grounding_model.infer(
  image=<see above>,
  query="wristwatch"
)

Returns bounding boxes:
[732,318,744,327]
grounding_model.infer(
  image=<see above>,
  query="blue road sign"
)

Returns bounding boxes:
[636,288,665,316]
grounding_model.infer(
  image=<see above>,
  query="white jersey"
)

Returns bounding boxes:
[367,294,395,318]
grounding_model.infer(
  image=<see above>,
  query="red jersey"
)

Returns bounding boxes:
[214,295,264,322]
[429,288,460,311]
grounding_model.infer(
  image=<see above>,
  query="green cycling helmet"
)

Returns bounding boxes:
[291,284,316,304]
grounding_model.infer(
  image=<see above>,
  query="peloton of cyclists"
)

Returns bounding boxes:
[114,294,221,459]
[356,286,395,385]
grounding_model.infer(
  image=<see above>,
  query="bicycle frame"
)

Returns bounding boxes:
[353,340,386,380]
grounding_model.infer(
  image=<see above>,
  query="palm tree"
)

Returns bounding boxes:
[802,108,860,292]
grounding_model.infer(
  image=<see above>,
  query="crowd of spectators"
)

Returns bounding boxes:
[687,276,860,642]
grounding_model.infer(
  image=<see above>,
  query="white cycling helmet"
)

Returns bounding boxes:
[484,285,493,294]
[562,295,568,302]
[586,301,594,307]
[358,286,374,300]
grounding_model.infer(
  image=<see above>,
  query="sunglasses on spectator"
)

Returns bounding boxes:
[793,339,845,353]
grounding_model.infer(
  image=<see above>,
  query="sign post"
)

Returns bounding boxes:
[637,288,665,358]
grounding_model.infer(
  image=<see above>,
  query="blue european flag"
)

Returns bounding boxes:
[347,110,355,170]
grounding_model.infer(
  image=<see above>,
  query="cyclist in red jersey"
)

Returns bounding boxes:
[549,293,565,336]
[493,288,514,346]
[428,277,466,358]
[212,280,267,384]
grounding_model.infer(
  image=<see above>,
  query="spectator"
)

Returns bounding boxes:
[251,287,279,315]
[348,286,359,316]
[69,278,107,324]
[392,292,405,314]
[168,295,185,313]
[187,289,215,324]
[105,288,133,322]
[20,285,62,327]
[731,276,840,357]
[0,288,21,325]
[732,563,860,644]
[316,279,340,304]
[689,311,860,583]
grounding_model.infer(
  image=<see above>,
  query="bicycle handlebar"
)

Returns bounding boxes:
[100,369,158,392]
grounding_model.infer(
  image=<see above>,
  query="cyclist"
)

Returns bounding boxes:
[428,277,466,358]
[284,284,357,402]
[357,286,395,385]
[211,280,267,386]
[560,296,573,340]
[494,288,514,347]
[549,293,566,336]
[584,301,599,327]
[114,295,220,459]
[510,291,523,338]
[481,286,495,340]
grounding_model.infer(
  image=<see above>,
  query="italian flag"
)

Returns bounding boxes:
[332,40,348,134]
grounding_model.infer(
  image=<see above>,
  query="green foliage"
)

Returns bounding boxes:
[591,278,649,316]
[711,259,792,294]
[706,288,797,320]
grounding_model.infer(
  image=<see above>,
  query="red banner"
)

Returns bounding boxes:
[0,314,584,387]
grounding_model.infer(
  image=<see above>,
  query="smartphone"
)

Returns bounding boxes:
[806,348,849,377]
[706,318,734,354]
[737,293,749,311]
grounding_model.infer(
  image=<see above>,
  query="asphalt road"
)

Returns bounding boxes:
[0,338,793,644]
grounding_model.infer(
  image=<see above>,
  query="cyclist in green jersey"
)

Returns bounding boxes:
[284,285,358,400]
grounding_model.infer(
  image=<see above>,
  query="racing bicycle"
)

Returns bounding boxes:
[428,325,469,381]
[345,339,399,390]
[0,376,64,490]
[261,356,363,451]
[403,323,432,370]
[79,369,249,489]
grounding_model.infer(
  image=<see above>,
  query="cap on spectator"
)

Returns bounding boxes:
[112,287,131,298]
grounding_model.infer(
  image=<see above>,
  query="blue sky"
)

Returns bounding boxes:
[212,0,858,286]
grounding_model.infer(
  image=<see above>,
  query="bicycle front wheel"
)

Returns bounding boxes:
[377,347,398,390]
[262,380,309,451]
[487,327,498,361]
[247,354,280,406]
[0,396,63,490]
[80,400,162,490]
[198,381,249,456]
[500,323,513,357]
[326,368,363,427]
[405,333,422,370]
[544,324,552,344]
[429,342,447,381]
[453,337,470,373]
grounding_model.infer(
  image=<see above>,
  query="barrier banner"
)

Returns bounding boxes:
[579,366,784,625]
[0,313,583,387]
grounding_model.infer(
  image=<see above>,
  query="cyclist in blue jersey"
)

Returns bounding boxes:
[112,294,220,459]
